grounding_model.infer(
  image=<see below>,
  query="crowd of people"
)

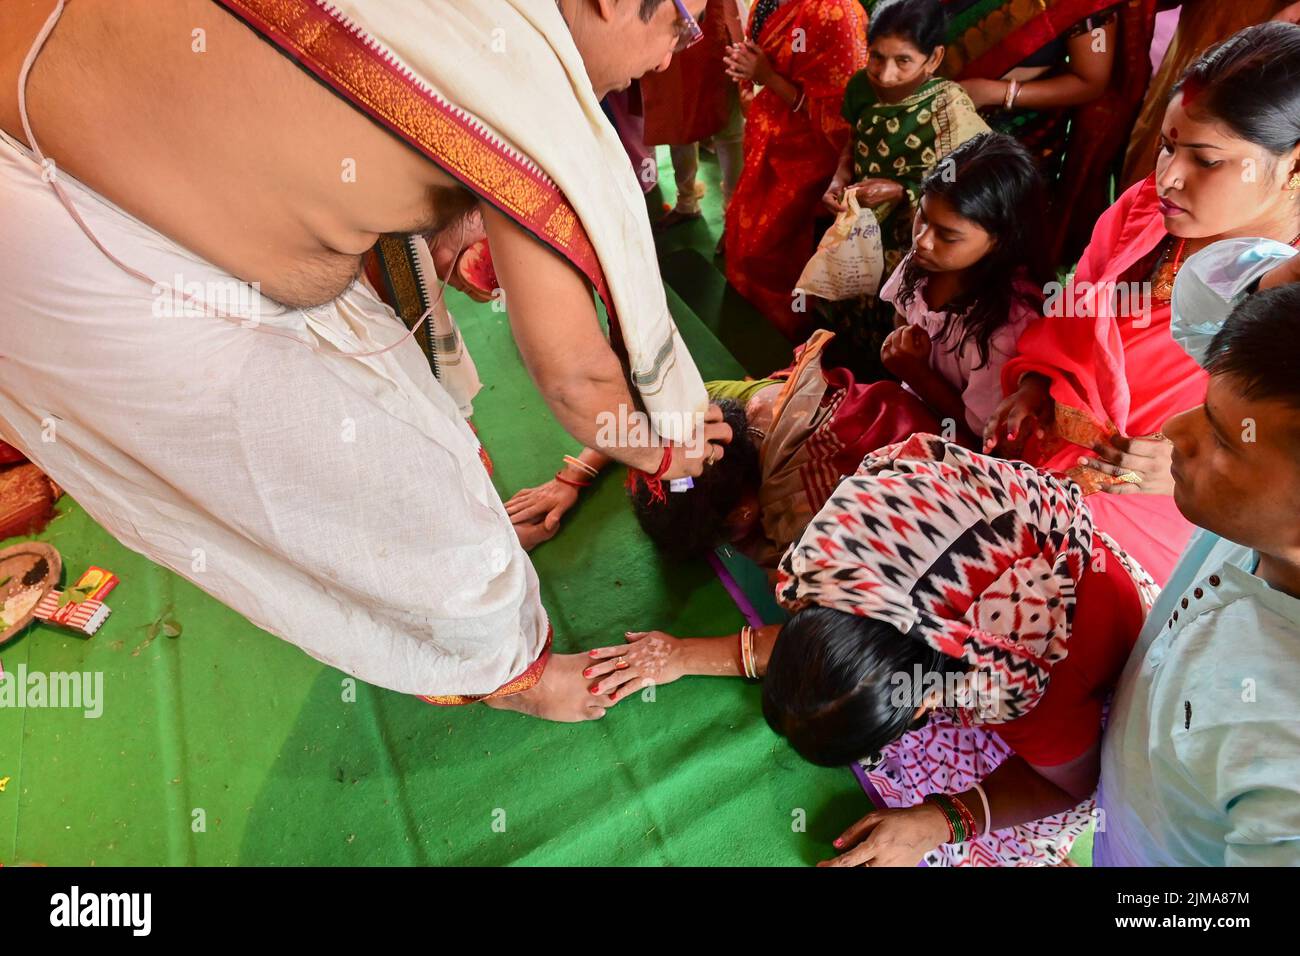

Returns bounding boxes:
[2,0,1298,867]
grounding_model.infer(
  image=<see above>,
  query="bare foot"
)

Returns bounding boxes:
[483,652,607,722]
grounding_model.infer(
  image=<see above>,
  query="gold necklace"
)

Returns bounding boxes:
[1151,237,1187,303]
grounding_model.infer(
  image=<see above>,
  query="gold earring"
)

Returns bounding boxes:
[1290,173,1300,191]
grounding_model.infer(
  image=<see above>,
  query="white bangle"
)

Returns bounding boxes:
[972,782,992,837]
[1003,79,1021,110]
[563,455,598,479]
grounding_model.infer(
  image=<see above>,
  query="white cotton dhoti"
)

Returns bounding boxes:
[0,128,548,696]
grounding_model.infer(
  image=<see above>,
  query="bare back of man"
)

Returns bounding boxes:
[0,0,474,309]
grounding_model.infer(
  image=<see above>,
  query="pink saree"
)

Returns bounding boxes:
[1001,175,1207,584]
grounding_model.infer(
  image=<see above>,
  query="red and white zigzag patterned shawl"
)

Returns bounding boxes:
[776,434,1100,725]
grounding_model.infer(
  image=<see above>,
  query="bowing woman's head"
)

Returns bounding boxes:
[627,399,763,559]
[1158,22,1300,242]
[761,435,1101,770]
[867,0,948,103]
[761,605,965,767]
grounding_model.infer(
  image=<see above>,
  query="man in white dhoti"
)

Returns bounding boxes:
[0,0,720,721]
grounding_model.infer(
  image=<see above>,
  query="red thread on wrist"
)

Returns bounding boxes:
[624,445,674,504]
[554,471,590,490]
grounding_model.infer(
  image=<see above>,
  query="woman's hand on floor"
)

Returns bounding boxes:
[1078,434,1174,495]
[505,478,580,550]
[583,631,687,705]
[984,374,1053,457]
[818,803,950,868]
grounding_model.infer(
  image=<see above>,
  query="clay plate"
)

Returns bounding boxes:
[0,542,62,644]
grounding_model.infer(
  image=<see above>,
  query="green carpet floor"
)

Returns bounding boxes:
[0,145,1090,865]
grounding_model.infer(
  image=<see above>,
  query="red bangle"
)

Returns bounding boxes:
[924,794,958,843]
[554,471,590,490]
[950,794,978,840]
[651,444,673,480]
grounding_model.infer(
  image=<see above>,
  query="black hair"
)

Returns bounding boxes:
[896,132,1052,369]
[1172,22,1300,158]
[1204,283,1300,412]
[627,399,761,560]
[868,0,947,54]
[761,605,967,768]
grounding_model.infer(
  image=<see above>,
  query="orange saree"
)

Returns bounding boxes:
[724,0,868,339]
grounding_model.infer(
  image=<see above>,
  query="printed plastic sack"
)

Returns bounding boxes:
[794,190,885,301]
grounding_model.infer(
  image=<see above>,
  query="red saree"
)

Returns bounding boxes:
[1001,175,1207,584]
[749,330,939,568]
[724,0,868,339]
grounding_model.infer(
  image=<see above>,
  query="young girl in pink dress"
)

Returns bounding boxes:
[870,133,1052,448]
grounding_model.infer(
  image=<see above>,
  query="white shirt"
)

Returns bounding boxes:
[1095,530,1300,866]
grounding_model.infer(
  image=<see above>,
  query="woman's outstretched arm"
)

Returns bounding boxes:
[583,624,784,704]
[823,745,1099,867]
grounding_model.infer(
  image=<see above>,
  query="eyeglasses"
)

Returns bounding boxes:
[670,0,704,53]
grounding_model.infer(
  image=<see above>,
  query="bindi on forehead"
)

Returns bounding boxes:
[1170,127,1179,141]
